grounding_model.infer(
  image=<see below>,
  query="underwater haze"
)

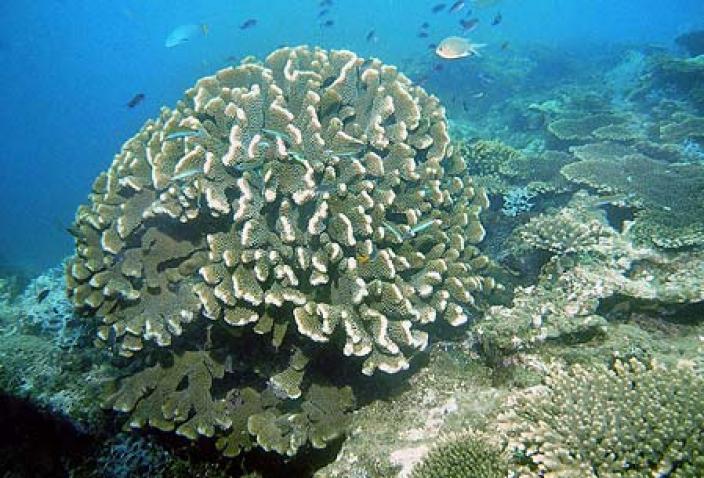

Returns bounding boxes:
[0,0,702,273]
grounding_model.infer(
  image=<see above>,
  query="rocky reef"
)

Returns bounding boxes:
[2,37,703,478]
[64,46,495,458]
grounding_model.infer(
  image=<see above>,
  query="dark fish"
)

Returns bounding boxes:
[462,100,469,111]
[418,31,429,38]
[459,17,479,32]
[431,3,446,13]
[366,29,377,42]
[66,224,81,237]
[126,93,145,108]
[321,19,334,27]
[37,289,50,303]
[432,63,444,72]
[318,8,329,17]
[240,18,257,30]
[500,41,510,50]
[449,1,465,13]
[491,12,502,26]
[319,0,332,5]
[420,22,430,29]
[428,43,437,50]
[360,58,375,70]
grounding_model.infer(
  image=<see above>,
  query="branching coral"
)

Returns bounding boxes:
[66,46,494,456]
[410,434,508,478]
[499,359,704,477]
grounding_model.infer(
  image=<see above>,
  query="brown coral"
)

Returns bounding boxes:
[66,46,494,456]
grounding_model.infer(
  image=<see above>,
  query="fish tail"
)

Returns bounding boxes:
[472,44,487,56]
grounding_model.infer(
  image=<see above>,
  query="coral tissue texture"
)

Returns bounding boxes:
[65,46,493,455]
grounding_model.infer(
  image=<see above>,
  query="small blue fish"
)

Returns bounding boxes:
[262,128,293,144]
[449,1,465,13]
[165,23,207,48]
[288,151,308,164]
[165,128,206,141]
[382,221,404,242]
[171,168,203,181]
[240,18,257,30]
[408,219,438,237]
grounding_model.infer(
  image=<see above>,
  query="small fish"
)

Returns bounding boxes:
[66,224,81,237]
[366,29,378,42]
[449,1,465,13]
[165,23,207,48]
[37,289,50,303]
[240,18,257,30]
[491,12,502,26]
[431,3,447,13]
[586,193,635,208]
[357,243,379,264]
[165,128,206,141]
[477,72,495,84]
[459,18,479,32]
[418,31,429,38]
[126,93,145,108]
[471,91,485,98]
[428,43,437,50]
[324,149,360,158]
[408,219,438,237]
[360,58,375,70]
[262,128,292,144]
[234,159,264,171]
[432,63,444,72]
[318,9,330,17]
[436,36,486,59]
[321,19,334,27]
[500,40,510,50]
[319,0,333,6]
[288,151,307,164]
[171,168,203,181]
[357,253,371,265]
[420,22,430,29]
[315,183,334,198]
[382,221,404,242]
[462,100,469,111]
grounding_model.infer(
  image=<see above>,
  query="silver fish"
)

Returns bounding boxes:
[171,168,203,181]
[165,128,206,141]
[408,219,439,237]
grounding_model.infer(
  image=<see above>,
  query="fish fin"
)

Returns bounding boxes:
[471,43,487,56]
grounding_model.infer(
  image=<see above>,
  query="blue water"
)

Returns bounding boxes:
[1,0,702,272]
